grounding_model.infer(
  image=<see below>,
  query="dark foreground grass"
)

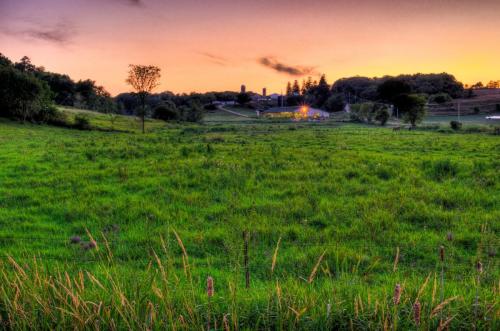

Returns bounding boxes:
[0,118,498,330]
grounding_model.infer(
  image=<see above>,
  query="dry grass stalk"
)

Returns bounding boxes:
[393,247,400,272]
[288,306,307,322]
[308,250,326,284]
[173,230,190,277]
[223,314,230,331]
[430,296,458,318]
[416,273,431,302]
[85,228,99,251]
[437,315,456,331]
[271,236,282,275]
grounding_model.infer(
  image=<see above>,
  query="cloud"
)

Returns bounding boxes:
[0,18,76,46]
[23,22,75,45]
[258,57,317,76]
[197,52,229,66]
[117,0,143,7]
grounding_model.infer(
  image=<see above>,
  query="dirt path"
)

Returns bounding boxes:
[218,106,251,118]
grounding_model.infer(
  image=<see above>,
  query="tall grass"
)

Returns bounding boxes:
[0,120,498,329]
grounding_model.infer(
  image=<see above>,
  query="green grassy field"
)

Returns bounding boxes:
[0,111,498,330]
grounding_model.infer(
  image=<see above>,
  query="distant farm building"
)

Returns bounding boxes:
[264,106,330,120]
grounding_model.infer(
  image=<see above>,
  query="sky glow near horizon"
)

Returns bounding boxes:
[1,0,499,95]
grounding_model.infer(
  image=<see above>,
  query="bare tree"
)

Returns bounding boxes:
[126,65,161,133]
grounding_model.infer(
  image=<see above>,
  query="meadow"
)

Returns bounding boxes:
[0,112,498,330]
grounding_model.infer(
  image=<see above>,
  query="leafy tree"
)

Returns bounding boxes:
[375,107,390,126]
[396,94,427,128]
[0,53,12,67]
[471,82,483,89]
[0,65,53,122]
[126,64,161,133]
[304,74,331,108]
[179,101,204,122]
[324,93,345,112]
[14,56,36,73]
[236,92,251,106]
[377,79,411,102]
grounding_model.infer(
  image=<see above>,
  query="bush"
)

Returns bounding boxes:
[73,114,91,130]
[429,93,452,104]
[473,107,480,114]
[36,105,70,128]
[450,120,462,130]
[496,104,500,112]
[153,101,178,121]
[179,102,204,123]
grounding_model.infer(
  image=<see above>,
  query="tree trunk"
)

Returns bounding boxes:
[140,95,146,134]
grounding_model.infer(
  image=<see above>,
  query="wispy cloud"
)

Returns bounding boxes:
[258,57,317,76]
[196,52,230,66]
[1,19,76,46]
[24,22,75,44]
[116,0,143,7]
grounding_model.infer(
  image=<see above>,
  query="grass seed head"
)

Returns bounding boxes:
[70,236,81,244]
[207,276,214,297]
[439,245,445,262]
[393,284,402,305]
[413,300,421,326]
[476,261,483,274]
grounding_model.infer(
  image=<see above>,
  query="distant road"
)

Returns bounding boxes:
[218,106,251,118]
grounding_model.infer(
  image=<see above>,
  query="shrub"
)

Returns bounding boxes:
[179,102,204,123]
[153,101,178,121]
[496,104,500,112]
[73,114,91,130]
[36,105,68,126]
[450,120,462,130]
[473,107,480,114]
[430,93,452,104]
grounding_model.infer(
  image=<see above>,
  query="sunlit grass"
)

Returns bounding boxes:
[0,118,498,329]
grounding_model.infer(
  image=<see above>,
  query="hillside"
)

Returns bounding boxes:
[58,106,167,132]
[429,89,500,115]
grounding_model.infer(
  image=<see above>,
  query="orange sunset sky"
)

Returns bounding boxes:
[1,0,499,95]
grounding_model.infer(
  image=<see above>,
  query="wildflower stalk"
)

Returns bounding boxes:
[392,284,402,331]
[207,276,214,331]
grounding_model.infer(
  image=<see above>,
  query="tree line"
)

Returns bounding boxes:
[284,72,465,111]
[1,52,471,130]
